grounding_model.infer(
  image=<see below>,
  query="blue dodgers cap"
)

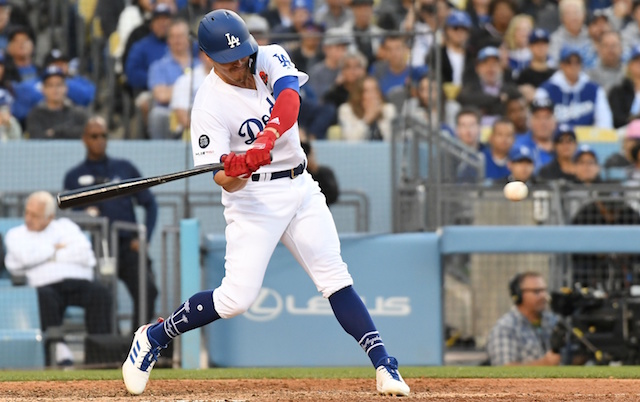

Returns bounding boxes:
[477,46,500,62]
[41,65,66,81]
[528,28,549,44]
[573,144,598,162]
[509,145,534,162]
[559,45,582,62]
[445,10,472,29]
[530,97,554,112]
[553,124,577,143]
[152,3,173,18]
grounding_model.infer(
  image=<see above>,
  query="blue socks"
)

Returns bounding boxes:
[148,291,221,347]
[329,286,389,368]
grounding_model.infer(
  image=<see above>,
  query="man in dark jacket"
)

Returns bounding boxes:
[63,116,159,330]
[608,44,640,128]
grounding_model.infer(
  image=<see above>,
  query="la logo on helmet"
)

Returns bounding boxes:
[225,33,241,48]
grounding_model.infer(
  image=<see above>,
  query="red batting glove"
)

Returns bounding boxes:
[222,152,252,178]
[246,130,277,171]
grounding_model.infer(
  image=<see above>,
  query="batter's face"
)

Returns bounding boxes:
[213,56,253,88]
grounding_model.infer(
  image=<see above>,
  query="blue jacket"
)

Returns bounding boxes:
[482,147,511,180]
[512,132,554,173]
[63,156,158,241]
[536,71,613,128]
[124,34,168,90]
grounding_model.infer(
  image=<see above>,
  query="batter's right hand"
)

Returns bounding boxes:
[222,152,253,178]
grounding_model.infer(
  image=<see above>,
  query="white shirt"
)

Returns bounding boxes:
[446,48,464,86]
[190,44,309,174]
[4,218,96,288]
[170,64,209,112]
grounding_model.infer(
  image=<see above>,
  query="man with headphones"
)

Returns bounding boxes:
[486,271,563,365]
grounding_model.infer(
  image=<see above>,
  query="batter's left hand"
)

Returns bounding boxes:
[246,130,276,171]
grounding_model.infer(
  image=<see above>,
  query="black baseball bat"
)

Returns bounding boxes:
[57,162,224,209]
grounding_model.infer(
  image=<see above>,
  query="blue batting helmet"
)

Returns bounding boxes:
[198,9,259,63]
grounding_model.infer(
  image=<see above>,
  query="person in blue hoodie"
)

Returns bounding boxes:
[535,45,613,128]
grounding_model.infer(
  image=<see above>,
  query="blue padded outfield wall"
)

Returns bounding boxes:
[203,233,443,367]
[200,226,640,367]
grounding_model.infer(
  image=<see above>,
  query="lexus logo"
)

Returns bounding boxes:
[244,288,283,322]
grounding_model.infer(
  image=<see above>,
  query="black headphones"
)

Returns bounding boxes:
[509,273,523,305]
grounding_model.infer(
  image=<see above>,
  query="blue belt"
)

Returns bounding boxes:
[251,162,305,182]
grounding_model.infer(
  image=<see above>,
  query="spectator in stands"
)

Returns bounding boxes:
[427,10,473,87]
[370,33,424,105]
[245,13,270,46]
[0,0,25,50]
[465,0,490,32]
[338,76,396,141]
[307,26,351,101]
[506,145,537,184]
[12,48,96,127]
[260,0,294,31]
[289,21,323,75]
[504,95,528,136]
[209,0,240,12]
[346,0,384,68]
[402,74,454,131]
[548,0,590,66]
[482,118,515,181]
[0,88,21,141]
[608,45,640,128]
[601,0,633,32]
[377,0,412,32]
[4,191,112,366]
[583,8,612,69]
[402,0,449,68]
[301,140,340,205]
[271,0,313,52]
[42,49,96,107]
[147,19,197,139]
[314,0,353,30]
[621,0,640,58]
[512,98,556,173]
[63,116,159,331]
[170,50,214,135]
[518,0,560,34]
[604,119,640,170]
[537,124,579,182]
[323,51,368,112]
[124,4,172,99]
[486,272,562,366]
[113,0,156,69]
[4,26,37,83]
[536,46,613,129]
[573,144,602,184]
[239,0,269,14]
[456,46,520,127]
[453,107,485,183]
[516,28,556,103]
[466,0,517,59]
[25,66,88,139]
[624,141,640,183]
[587,30,625,93]
[504,14,534,80]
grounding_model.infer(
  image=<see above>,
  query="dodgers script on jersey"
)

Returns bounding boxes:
[190,44,309,173]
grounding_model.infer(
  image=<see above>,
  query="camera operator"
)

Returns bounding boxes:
[487,272,565,365]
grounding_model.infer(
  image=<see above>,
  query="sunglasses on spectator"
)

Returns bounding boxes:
[521,288,547,295]
[88,133,107,139]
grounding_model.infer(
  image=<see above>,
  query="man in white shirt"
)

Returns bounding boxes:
[4,191,112,365]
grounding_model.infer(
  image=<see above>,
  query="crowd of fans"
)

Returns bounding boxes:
[3,0,640,185]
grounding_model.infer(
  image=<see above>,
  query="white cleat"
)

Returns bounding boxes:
[376,357,410,396]
[122,319,165,395]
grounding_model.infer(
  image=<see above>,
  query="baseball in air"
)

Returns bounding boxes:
[503,181,528,201]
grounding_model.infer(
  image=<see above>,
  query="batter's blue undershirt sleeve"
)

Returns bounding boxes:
[273,75,300,99]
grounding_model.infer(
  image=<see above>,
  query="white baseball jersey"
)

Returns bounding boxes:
[190,44,309,174]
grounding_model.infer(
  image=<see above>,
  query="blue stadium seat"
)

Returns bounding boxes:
[0,287,45,369]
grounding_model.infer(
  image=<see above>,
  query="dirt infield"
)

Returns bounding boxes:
[1,378,640,401]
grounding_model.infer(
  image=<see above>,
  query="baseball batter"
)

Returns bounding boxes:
[122,9,410,397]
